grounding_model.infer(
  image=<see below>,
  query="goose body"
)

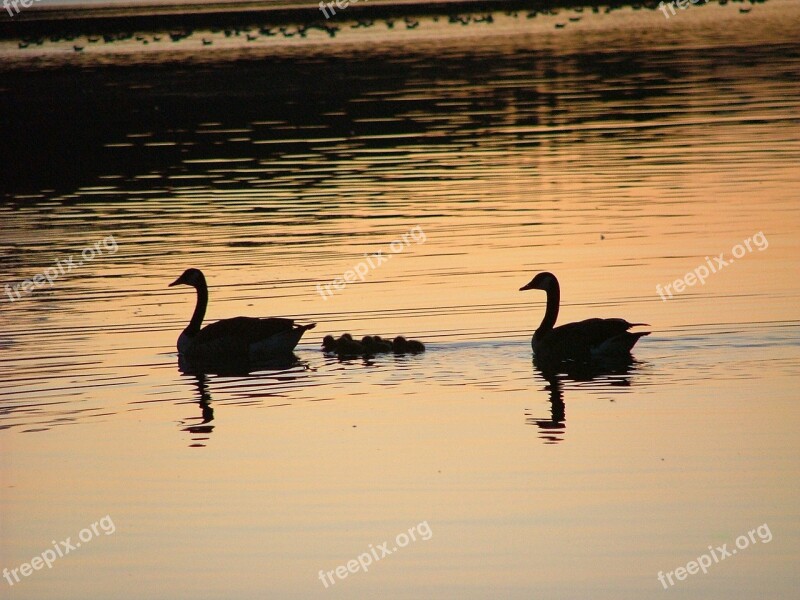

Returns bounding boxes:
[170,268,315,360]
[520,272,649,361]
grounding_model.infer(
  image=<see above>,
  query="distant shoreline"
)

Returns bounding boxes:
[0,0,682,38]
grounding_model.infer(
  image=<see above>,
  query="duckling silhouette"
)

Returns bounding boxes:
[392,336,408,352]
[361,335,377,352]
[336,334,364,357]
[322,335,338,352]
[323,333,424,356]
[392,336,425,354]
[374,336,394,352]
[362,335,393,354]
[406,339,426,353]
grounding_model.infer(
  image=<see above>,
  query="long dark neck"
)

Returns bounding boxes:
[537,279,560,334]
[185,280,208,336]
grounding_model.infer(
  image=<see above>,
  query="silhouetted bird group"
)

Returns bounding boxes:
[323,333,425,357]
[12,2,762,54]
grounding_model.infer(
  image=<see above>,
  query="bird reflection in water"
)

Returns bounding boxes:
[177,353,307,447]
[178,352,304,377]
[526,355,643,444]
[180,373,215,448]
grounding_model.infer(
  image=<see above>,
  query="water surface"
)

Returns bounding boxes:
[1,2,799,598]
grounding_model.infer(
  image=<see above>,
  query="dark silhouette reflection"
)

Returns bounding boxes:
[176,352,309,447]
[178,352,302,377]
[526,355,643,444]
[528,374,566,444]
[179,373,215,448]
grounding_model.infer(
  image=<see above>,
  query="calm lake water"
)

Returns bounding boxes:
[1,1,799,598]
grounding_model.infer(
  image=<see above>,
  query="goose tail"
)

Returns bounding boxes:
[250,322,315,356]
[593,331,650,357]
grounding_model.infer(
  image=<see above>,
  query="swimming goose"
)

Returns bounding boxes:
[169,268,315,360]
[520,272,649,361]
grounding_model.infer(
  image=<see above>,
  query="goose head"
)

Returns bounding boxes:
[169,268,206,289]
[519,271,557,292]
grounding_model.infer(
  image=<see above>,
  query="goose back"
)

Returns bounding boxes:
[535,317,649,360]
[193,316,296,347]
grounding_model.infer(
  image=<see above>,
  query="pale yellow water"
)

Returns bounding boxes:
[1,2,799,598]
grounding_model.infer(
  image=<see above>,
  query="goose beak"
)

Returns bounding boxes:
[168,277,183,287]
[520,282,536,291]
